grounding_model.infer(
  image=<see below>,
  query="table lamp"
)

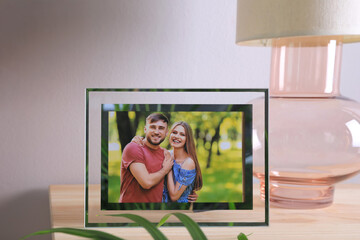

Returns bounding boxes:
[236,0,360,208]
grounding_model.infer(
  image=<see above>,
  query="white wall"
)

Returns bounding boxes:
[0,0,359,239]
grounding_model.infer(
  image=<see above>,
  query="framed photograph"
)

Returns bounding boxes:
[86,89,268,227]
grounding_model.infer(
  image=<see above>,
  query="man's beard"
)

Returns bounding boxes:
[146,135,165,146]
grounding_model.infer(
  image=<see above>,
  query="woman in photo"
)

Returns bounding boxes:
[162,121,203,203]
[132,120,202,203]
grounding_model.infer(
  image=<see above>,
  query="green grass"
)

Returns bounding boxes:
[108,154,121,202]
[196,147,243,202]
[108,144,243,203]
[108,175,121,202]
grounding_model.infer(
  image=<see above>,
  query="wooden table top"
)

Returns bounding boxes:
[49,184,360,240]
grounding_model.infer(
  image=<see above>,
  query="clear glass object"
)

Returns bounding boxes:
[86,89,269,226]
[252,36,360,208]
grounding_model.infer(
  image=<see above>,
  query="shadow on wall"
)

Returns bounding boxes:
[0,189,51,240]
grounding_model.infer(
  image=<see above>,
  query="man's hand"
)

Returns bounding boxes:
[131,136,145,146]
[188,190,198,202]
[162,150,173,173]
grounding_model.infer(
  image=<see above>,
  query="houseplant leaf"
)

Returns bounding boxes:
[20,227,124,240]
[238,232,252,240]
[157,212,207,240]
[107,213,168,240]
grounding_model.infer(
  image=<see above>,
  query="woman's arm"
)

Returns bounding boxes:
[167,159,195,201]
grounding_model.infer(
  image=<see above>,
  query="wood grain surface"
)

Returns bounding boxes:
[49,184,360,240]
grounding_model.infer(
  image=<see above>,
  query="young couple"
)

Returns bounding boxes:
[119,113,202,203]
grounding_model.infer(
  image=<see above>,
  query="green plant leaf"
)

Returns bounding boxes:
[157,214,172,227]
[20,227,124,240]
[107,213,168,240]
[238,232,252,240]
[157,212,207,240]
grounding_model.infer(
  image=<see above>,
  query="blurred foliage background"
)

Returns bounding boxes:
[107,111,243,203]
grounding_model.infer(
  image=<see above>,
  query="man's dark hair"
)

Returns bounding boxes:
[146,113,169,124]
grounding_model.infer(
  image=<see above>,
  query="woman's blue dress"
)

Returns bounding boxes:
[162,159,197,203]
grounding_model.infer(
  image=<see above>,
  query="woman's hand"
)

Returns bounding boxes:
[131,136,145,146]
[162,150,173,173]
[187,191,198,202]
[164,149,171,161]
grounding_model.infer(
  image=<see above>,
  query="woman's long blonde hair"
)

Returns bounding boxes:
[170,121,202,191]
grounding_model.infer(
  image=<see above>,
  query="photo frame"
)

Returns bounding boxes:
[85,89,269,227]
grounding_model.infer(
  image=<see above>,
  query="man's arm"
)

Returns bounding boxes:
[129,150,173,189]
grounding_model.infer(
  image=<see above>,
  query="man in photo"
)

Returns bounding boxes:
[119,113,173,202]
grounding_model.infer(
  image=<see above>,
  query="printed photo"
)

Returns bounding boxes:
[101,104,252,211]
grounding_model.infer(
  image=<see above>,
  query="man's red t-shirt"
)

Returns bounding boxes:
[119,142,165,203]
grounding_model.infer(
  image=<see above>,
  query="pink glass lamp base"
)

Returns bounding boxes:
[252,96,360,209]
[260,179,334,209]
[256,166,360,209]
[251,36,360,209]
